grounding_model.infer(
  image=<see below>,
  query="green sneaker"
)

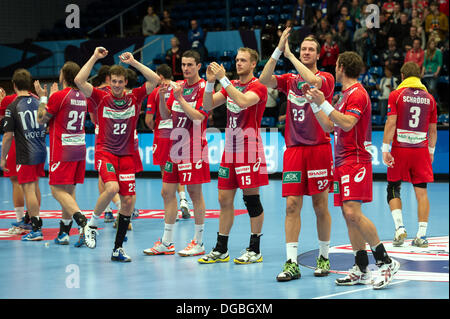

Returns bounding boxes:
[276,260,301,282]
[314,255,330,277]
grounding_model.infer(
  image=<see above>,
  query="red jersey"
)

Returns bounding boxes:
[89,85,147,156]
[0,94,17,116]
[87,85,111,127]
[275,71,334,147]
[220,77,267,154]
[146,86,173,139]
[46,87,87,162]
[333,82,372,167]
[387,87,437,148]
[166,79,208,162]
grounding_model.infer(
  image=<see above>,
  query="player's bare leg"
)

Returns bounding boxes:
[412,186,430,247]
[20,181,43,241]
[312,190,332,276]
[218,188,237,235]
[111,194,135,262]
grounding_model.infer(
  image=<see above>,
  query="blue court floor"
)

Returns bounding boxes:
[0,177,448,300]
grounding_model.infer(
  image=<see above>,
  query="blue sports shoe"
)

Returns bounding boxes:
[74,232,85,247]
[111,247,132,262]
[54,232,70,245]
[132,208,140,219]
[21,230,43,241]
[104,212,115,223]
[11,218,25,227]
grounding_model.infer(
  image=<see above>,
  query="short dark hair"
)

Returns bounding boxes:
[156,64,173,80]
[12,69,32,91]
[109,65,127,79]
[401,61,421,78]
[125,69,138,89]
[96,65,111,85]
[337,51,364,78]
[61,61,80,88]
[182,50,201,64]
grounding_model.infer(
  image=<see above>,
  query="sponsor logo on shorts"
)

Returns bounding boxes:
[333,181,340,194]
[235,166,251,175]
[16,165,21,172]
[178,163,192,171]
[341,175,350,184]
[118,174,135,181]
[253,157,261,172]
[50,162,61,172]
[164,161,173,173]
[106,163,115,173]
[195,160,203,169]
[354,167,366,183]
[218,166,230,179]
[282,171,301,184]
[152,144,157,153]
[307,169,327,178]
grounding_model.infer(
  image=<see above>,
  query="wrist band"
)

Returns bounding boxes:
[429,146,435,154]
[310,102,320,114]
[319,100,335,116]
[271,47,283,61]
[205,81,215,93]
[219,76,231,89]
[40,96,48,105]
[381,143,391,153]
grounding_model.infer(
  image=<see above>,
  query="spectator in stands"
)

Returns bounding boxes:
[328,0,350,25]
[142,5,160,36]
[292,0,314,27]
[405,38,425,67]
[358,64,377,91]
[160,10,175,34]
[425,2,449,41]
[402,26,419,52]
[393,13,412,47]
[349,0,362,26]
[319,0,329,17]
[382,0,396,15]
[412,0,428,20]
[354,24,376,65]
[165,37,183,81]
[188,19,207,61]
[422,37,443,99]
[377,64,399,119]
[403,0,413,17]
[438,0,449,17]
[333,19,352,53]
[320,33,339,76]
[382,36,404,76]
[336,5,354,31]
[392,2,402,24]
[315,18,332,44]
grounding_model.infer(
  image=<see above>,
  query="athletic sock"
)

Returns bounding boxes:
[88,213,100,228]
[162,223,175,246]
[24,211,31,224]
[179,191,186,201]
[194,224,204,244]
[30,216,42,232]
[391,209,404,230]
[286,242,298,264]
[114,214,131,250]
[249,233,262,254]
[14,207,25,222]
[416,222,428,238]
[371,242,392,266]
[354,250,369,272]
[318,240,330,259]
[215,233,229,253]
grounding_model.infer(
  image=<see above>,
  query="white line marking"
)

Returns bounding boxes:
[313,280,410,299]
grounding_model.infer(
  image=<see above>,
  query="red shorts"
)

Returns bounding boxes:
[162,158,210,185]
[96,151,136,196]
[218,152,268,190]
[3,139,17,177]
[282,144,334,197]
[153,136,171,166]
[49,160,85,185]
[16,163,45,185]
[387,147,433,184]
[333,162,372,207]
[134,149,143,173]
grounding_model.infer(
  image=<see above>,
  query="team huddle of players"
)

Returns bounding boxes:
[0,27,437,290]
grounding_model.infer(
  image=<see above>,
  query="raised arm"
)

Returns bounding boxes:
[34,80,54,125]
[75,47,108,98]
[158,82,171,120]
[119,52,160,94]
[171,82,205,121]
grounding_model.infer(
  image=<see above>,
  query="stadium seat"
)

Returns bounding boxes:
[438,75,449,84]
[268,5,281,14]
[438,113,449,123]
[266,14,280,27]
[368,66,383,77]
[279,13,291,23]
[372,115,384,125]
[370,90,380,100]
[372,101,379,112]
[255,6,269,16]
[239,16,253,28]
[253,15,267,28]
[242,7,255,16]
[261,117,276,127]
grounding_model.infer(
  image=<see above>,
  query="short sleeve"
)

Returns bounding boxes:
[3,105,15,132]
[146,88,158,115]
[319,72,335,102]
[195,86,208,116]
[132,84,149,106]
[387,89,399,116]
[429,94,438,124]
[275,73,291,94]
[88,87,107,113]
[248,81,268,104]
[46,90,64,116]
[345,91,369,119]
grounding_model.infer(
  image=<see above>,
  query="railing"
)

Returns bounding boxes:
[87,0,147,38]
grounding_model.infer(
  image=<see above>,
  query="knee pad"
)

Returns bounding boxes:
[413,182,427,189]
[386,181,401,204]
[243,194,264,218]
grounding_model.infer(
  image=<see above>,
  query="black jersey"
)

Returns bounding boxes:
[3,95,47,165]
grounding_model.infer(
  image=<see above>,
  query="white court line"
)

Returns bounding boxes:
[313,280,410,299]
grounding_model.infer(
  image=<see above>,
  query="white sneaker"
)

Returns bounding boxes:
[179,199,190,219]
[335,265,373,286]
[233,249,263,264]
[178,240,205,257]
[393,226,407,246]
[81,225,97,249]
[143,239,175,255]
[373,258,400,289]
[198,249,230,264]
